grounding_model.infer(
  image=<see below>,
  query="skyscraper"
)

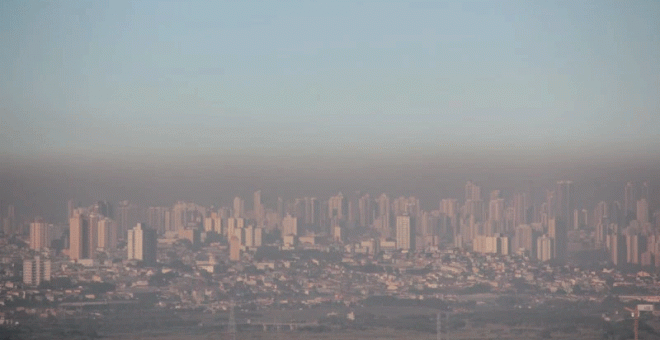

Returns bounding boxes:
[637,199,649,224]
[328,192,346,220]
[97,217,117,250]
[396,214,415,251]
[624,182,635,217]
[253,190,264,224]
[548,218,567,260]
[555,180,574,236]
[30,218,50,251]
[69,212,90,261]
[233,196,245,218]
[127,223,157,265]
[465,181,481,201]
[282,214,298,236]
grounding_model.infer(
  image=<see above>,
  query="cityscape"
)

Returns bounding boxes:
[1,179,660,339]
[2,0,660,339]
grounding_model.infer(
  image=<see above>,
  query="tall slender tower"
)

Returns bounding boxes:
[555,181,574,233]
[69,212,90,260]
[624,182,635,217]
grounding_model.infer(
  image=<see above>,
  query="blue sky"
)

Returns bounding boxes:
[1,1,659,159]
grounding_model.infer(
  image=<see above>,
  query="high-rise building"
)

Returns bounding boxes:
[513,224,536,257]
[465,181,481,201]
[637,199,649,224]
[304,197,320,228]
[512,193,529,226]
[97,217,117,250]
[117,200,138,240]
[624,182,636,217]
[537,235,555,262]
[233,196,245,218]
[282,214,298,236]
[147,206,170,234]
[127,223,157,265]
[396,215,415,251]
[30,218,50,250]
[253,190,264,224]
[358,194,372,228]
[328,192,346,220]
[555,180,574,232]
[548,218,567,260]
[69,212,90,261]
[23,256,51,286]
[227,217,244,239]
[2,204,15,235]
[377,194,391,235]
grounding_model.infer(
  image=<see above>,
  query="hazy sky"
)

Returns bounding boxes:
[1,0,660,159]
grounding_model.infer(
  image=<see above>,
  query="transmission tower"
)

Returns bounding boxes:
[228,300,236,340]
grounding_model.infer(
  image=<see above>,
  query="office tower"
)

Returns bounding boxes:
[377,194,391,234]
[282,214,298,236]
[396,214,415,251]
[358,194,372,228]
[229,236,241,261]
[303,197,319,229]
[555,180,574,229]
[594,201,609,246]
[548,218,567,260]
[147,206,169,234]
[626,233,646,265]
[465,181,481,201]
[514,224,536,257]
[30,218,50,250]
[464,199,485,221]
[537,235,555,262]
[254,190,264,224]
[637,199,649,224]
[624,182,636,217]
[97,217,117,250]
[117,200,138,240]
[233,196,244,218]
[69,212,90,260]
[607,234,623,265]
[488,198,505,235]
[513,193,529,226]
[127,223,157,265]
[87,213,100,254]
[23,256,51,286]
[292,198,305,223]
[642,181,650,201]
[347,191,361,227]
[440,198,459,237]
[2,205,15,235]
[328,192,346,220]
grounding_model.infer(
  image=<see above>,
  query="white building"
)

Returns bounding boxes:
[127,223,157,265]
[23,256,51,286]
